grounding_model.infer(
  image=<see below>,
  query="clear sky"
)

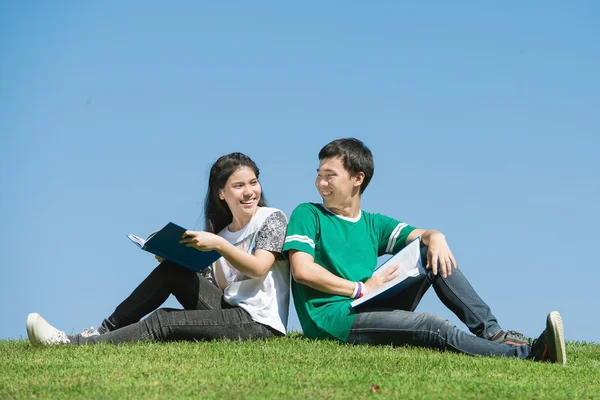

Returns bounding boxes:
[1,2,598,343]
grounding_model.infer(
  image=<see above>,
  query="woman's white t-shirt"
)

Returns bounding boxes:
[212,207,290,334]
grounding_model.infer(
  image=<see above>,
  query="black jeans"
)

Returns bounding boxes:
[69,261,277,344]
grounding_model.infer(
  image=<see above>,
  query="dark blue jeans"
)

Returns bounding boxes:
[347,247,531,359]
[69,261,278,345]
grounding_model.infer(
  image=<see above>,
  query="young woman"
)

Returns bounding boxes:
[27,152,290,345]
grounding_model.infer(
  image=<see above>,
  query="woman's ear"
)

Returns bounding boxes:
[219,190,225,200]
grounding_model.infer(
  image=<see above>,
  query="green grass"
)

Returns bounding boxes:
[1,336,599,399]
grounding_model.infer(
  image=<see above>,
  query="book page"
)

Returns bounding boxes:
[146,229,160,241]
[127,234,146,248]
[350,237,422,308]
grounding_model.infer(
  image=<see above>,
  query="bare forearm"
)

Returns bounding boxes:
[408,228,445,246]
[421,230,444,245]
[292,261,355,297]
[215,240,273,279]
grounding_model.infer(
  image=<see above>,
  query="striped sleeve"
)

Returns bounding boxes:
[376,214,416,255]
[282,203,318,257]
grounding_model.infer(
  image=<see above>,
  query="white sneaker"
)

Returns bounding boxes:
[26,313,70,347]
[81,327,100,338]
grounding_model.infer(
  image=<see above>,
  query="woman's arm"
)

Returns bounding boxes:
[214,239,276,279]
[180,211,287,279]
[180,231,276,279]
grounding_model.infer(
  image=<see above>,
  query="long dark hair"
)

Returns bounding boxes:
[204,152,268,234]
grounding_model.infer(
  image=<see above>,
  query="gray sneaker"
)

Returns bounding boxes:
[489,329,531,346]
[26,313,70,347]
[531,311,566,364]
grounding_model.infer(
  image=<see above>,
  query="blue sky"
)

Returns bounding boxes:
[1,2,598,343]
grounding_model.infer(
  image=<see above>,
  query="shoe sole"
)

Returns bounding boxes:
[26,313,42,348]
[548,311,566,365]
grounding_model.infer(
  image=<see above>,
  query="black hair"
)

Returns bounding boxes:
[204,152,267,233]
[318,138,374,194]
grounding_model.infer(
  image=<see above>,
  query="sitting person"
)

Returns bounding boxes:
[283,138,566,364]
[27,152,290,345]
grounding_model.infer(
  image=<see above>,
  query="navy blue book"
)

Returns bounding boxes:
[350,237,426,309]
[127,222,221,272]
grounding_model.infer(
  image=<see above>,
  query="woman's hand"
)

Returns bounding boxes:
[426,232,457,278]
[363,265,400,296]
[179,230,225,252]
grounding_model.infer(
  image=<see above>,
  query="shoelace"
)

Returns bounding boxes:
[81,327,99,338]
[505,330,533,345]
[56,331,69,342]
[47,328,70,344]
[505,330,526,340]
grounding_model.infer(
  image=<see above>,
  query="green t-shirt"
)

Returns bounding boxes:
[283,203,416,341]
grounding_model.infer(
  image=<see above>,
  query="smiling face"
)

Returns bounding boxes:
[219,166,262,222]
[316,157,363,209]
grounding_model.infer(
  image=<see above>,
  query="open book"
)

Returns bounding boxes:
[351,237,426,308]
[127,222,221,272]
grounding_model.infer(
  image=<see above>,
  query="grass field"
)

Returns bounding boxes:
[1,335,599,399]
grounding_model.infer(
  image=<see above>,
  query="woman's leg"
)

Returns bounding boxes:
[72,307,277,345]
[99,261,223,332]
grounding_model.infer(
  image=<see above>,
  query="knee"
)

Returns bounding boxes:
[427,265,464,284]
[156,260,178,273]
[142,308,171,341]
[155,261,194,280]
[419,313,450,331]
[420,246,429,260]
[147,308,168,327]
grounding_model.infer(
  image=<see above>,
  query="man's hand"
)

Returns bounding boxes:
[363,265,400,296]
[426,232,457,278]
[179,230,225,252]
[155,255,165,263]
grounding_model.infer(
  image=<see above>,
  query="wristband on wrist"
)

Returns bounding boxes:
[351,282,359,298]
[356,282,364,299]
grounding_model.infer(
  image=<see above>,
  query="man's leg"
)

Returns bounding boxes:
[428,266,502,339]
[387,246,502,339]
[385,276,431,312]
[99,261,224,332]
[347,308,529,359]
[71,307,277,345]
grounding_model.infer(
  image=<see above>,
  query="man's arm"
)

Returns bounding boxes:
[290,250,399,297]
[407,228,457,278]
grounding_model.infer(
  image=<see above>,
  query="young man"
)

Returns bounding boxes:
[283,138,566,363]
